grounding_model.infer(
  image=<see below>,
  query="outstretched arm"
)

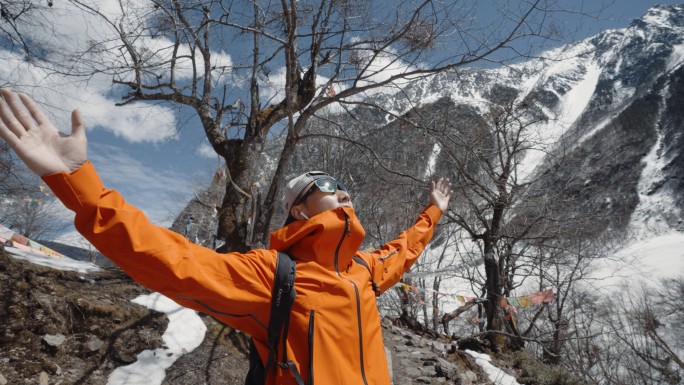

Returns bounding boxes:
[357,177,452,293]
[0,89,86,176]
[1,89,277,339]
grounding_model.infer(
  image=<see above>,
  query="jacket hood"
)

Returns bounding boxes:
[270,207,365,272]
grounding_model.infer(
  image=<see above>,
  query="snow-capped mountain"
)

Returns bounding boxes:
[338,4,684,242]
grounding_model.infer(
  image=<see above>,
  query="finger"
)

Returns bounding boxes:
[1,90,36,133]
[71,109,86,139]
[444,180,452,193]
[18,93,52,128]
[0,89,27,139]
[0,118,20,147]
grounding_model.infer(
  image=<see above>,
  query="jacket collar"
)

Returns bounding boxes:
[270,207,365,272]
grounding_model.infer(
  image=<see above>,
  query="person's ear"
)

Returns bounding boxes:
[291,203,308,220]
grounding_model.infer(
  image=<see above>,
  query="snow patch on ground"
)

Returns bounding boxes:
[4,246,100,273]
[667,43,684,72]
[424,142,441,178]
[107,293,206,385]
[627,127,681,240]
[465,350,523,385]
[588,231,684,293]
[614,232,684,279]
[518,60,601,180]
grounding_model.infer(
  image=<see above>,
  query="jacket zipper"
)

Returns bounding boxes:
[332,212,369,385]
[350,280,369,385]
[333,213,350,274]
[308,310,315,385]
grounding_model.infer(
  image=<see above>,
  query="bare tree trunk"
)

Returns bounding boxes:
[216,137,265,252]
[483,247,505,352]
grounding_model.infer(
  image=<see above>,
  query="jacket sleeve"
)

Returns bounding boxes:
[356,205,443,294]
[42,161,274,337]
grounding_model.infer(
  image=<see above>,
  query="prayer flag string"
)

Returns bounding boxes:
[0,223,64,258]
[396,283,556,311]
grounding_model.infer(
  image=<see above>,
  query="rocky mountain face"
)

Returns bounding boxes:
[364,4,684,238]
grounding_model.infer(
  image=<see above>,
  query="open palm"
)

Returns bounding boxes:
[0,89,86,176]
[429,178,452,213]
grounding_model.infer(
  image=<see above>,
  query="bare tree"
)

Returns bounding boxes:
[0,194,69,241]
[558,276,684,385]
[603,279,684,385]
[515,236,609,362]
[0,141,32,197]
[40,0,576,252]
[0,0,56,58]
[426,95,550,351]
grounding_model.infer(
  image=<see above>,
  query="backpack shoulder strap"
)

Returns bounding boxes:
[264,252,297,373]
[353,255,381,296]
[246,252,304,385]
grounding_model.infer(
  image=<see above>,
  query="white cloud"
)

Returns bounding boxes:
[0,51,178,142]
[1,0,235,144]
[348,40,421,96]
[259,66,288,106]
[197,143,217,159]
[269,41,424,116]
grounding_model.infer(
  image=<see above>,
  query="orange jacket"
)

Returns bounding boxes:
[43,161,443,385]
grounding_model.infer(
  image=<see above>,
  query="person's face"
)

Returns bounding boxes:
[290,182,352,221]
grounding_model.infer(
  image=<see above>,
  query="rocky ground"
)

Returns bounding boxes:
[381,321,485,385]
[0,247,169,385]
[0,246,537,385]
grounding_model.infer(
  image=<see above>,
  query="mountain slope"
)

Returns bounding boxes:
[342,4,684,240]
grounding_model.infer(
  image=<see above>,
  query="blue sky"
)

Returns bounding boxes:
[1,1,680,227]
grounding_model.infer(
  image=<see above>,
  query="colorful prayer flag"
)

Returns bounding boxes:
[540,289,555,303]
[530,292,545,304]
[518,296,532,307]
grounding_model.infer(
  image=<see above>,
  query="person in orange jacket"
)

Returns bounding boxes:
[0,89,452,385]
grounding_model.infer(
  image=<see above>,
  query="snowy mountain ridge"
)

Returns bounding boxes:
[360,4,684,242]
[381,6,683,123]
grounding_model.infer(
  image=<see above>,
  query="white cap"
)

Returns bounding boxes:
[282,171,330,214]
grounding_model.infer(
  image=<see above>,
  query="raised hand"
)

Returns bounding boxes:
[0,89,87,176]
[429,178,452,213]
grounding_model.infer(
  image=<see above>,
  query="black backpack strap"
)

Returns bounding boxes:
[245,252,305,385]
[278,310,306,385]
[245,342,263,385]
[353,255,381,296]
[263,252,297,374]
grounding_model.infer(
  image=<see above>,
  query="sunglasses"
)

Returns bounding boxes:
[294,177,348,206]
